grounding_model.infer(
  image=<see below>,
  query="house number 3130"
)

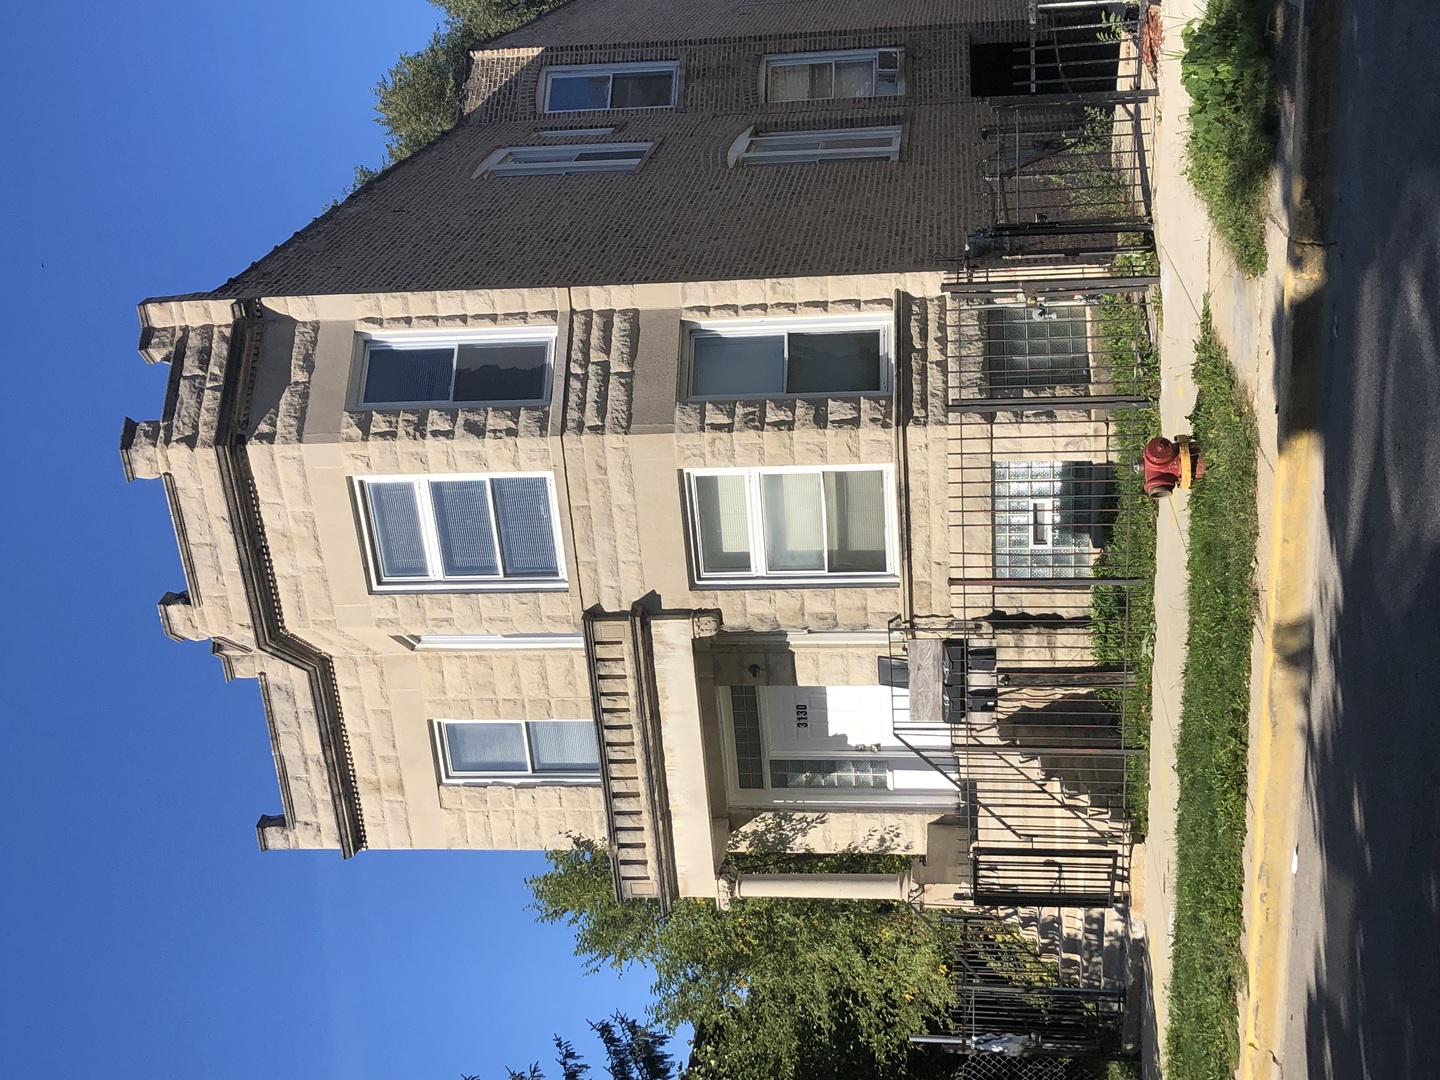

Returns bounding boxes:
[794,703,809,729]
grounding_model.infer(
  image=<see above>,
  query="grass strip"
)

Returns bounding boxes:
[1091,255,1161,838]
[1165,301,1259,1080]
[1181,0,1279,275]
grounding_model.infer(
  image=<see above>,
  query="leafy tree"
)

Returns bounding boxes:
[527,839,958,1080]
[369,0,564,168]
[502,1017,674,1080]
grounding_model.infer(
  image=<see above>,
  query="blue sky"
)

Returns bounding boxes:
[1,3,658,1077]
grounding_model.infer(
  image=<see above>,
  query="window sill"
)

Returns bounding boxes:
[371,580,571,594]
[440,777,602,787]
[693,576,900,590]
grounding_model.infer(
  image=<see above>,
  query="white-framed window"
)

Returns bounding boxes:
[761,48,904,102]
[473,142,653,176]
[355,473,566,591]
[435,719,600,784]
[729,125,902,166]
[540,62,679,112]
[686,465,896,583]
[355,328,556,409]
[687,314,892,399]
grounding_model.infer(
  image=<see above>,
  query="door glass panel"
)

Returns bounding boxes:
[445,722,528,773]
[694,474,752,573]
[786,331,882,393]
[824,470,888,572]
[491,477,559,577]
[365,482,429,578]
[431,480,500,577]
[547,74,610,111]
[761,472,825,571]
[691,334,786,396]
[769,758,889,789]
[362,345,453,404]
[452,343,549,403]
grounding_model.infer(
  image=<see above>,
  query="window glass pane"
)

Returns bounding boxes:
[767,62,830,101]
[824,470,888,573]
[570,148,644,162]
[610,71,674,108]
[769,758,889,789]
[762,472,825,571]
[547,74,610,111]
[691,334,786,396]
[818,134,894,150]
[694,474,752,574]
[362,346,453,404]
[452,343,549,403]
[431,480,500,577]
[528,720,600,771]
[786,331,882,393]
[365,483,430,579]
[729,686,766,789]
[445,722,528,773]
[834,59,877,97]
[491,477,559,577]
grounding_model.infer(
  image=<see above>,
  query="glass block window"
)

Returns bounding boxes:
[359,474,563,589]
[438,720,599,782]
[983,305,1091,393]
[729,686,766,789]
[769,758,890,789]
[992,461,1104,578]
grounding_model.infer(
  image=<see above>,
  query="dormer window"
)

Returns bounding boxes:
[541,62,679,112]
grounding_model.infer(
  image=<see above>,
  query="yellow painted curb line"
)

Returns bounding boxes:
[1236,270,1325,1079]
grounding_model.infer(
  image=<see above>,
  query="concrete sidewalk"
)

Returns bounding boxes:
[1134,0,1316,1076]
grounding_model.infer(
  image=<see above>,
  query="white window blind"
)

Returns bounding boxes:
[763,49,903,102]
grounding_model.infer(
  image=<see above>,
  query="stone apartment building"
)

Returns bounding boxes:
[123,0,1154,915]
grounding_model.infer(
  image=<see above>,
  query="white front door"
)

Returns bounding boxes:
[723,684,955,805]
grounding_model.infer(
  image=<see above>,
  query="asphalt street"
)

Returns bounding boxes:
[1281,2,1440,1076]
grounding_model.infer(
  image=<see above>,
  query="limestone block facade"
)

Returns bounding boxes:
[123,0,1141,907]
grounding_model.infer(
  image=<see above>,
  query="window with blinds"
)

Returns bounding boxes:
[735,125,902,165]
[762,48,903,102]
[437,720,600,782]
[688,315,890,398]
[688,466,893,582]
[358,474,564,590]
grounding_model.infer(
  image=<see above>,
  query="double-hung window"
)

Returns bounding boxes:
[688,315,890,398]
[436,720,600,783]
[762,48,903,102]
[357,329,555,408]
[687,466,895,582]
[731,125,902,166]
[541,62,679,112]
[357,474,565,590]
[475,143,653,176]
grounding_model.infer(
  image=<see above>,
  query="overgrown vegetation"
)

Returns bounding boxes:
[528,838,960,1080]
[1180,0,1279,275]
[1165,302,1258,1080]
[351,0,563,190]
[1090,252,1161,839]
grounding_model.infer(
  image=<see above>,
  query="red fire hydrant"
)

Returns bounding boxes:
[1142,436,1206,497]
